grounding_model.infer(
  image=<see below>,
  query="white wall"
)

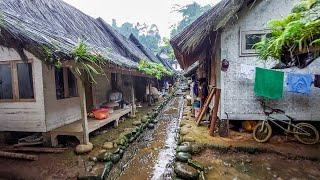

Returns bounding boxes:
[220,0,320,121]
[42,64,82,131]
[0,47,46,132]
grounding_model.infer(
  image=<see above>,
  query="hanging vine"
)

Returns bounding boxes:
[138,60,173,79]
[42,41,106,83]
[70,42,106,83]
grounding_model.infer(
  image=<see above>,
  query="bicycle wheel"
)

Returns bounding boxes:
[253,122,272,143]
[294,123,319,145]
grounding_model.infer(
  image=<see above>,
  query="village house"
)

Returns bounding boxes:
[171,0,320,129]
[0,0,165,146]
[128,34,177,93]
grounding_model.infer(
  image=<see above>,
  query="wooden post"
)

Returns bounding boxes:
[77,77,89,145]
[209,89,221,136]
[148,79,152,106]
[196,88,216,126]
[131,78,136,116]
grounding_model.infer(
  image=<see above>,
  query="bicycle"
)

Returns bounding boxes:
[253,100,319,145]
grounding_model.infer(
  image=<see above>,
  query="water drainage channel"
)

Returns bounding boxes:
[107,96,184,180]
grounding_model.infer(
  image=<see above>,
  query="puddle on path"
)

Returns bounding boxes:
[107,96,184,180]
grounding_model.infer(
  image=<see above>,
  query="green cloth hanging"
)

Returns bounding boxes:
[254,67,284,99]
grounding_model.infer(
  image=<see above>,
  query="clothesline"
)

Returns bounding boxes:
[250,67,320,100]
[240,64,320,80]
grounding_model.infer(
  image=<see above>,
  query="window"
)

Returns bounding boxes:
[17,63,34,99]
[111,73,117,90]
[67,69,78,97]
[240,30,271,56]
[0,63,13,99]
[0,61,34,101]
[55,68,65,99]
[55,68,78,100]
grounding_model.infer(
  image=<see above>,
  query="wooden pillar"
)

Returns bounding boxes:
[131,78,136,116]
[209,89,221,136]
[148,79,152,106]
[77,77,89,145]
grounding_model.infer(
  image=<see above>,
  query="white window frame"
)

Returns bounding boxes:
[240,29,271,56]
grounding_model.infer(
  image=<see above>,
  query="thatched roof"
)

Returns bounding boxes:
[129,34,161,63]
[96,18,151,63]
[170,0,246,69]
[156,54,175,72]
[0,0,144,68]
[183,61,199,77]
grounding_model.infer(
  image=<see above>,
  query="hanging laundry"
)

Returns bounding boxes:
[254,67,284,99]
[240,64,255,80]
[314,74,320,88]
[287,73,313,94]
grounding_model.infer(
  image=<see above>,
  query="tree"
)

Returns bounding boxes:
[112,19,161,53]
[159,37,175,61]
[170,2,211,37]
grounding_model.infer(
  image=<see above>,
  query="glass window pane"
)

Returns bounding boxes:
[17,63,34,99]
[0,64,13,99]
[55,68,65,99]
[245,34,263,50]
[67,69,78,97]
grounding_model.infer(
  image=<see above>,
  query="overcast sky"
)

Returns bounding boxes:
[62,0,216,38]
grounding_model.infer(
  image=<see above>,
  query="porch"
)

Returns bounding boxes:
[50,106,132,146]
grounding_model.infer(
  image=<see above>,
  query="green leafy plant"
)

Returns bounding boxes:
[70,42,106,83]
[254,0,320,61]
[138,60,173,79]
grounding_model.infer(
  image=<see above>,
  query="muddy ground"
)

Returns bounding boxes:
[179,98,320,180]
[195,149,320,180]
[0,102,158,179]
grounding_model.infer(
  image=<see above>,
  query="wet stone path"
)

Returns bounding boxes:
[107,96,184,180]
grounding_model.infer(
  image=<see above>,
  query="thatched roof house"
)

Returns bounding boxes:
[171,0,320,125]
[170,0,245,69]
[128,34,161,64]
[0,0,158,145]
[156,54,175,72]
[0,0,149,68]
[96,18,151,63]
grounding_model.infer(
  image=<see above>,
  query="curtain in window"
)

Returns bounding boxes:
[17,63,34,99]
[0,64,13,99]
